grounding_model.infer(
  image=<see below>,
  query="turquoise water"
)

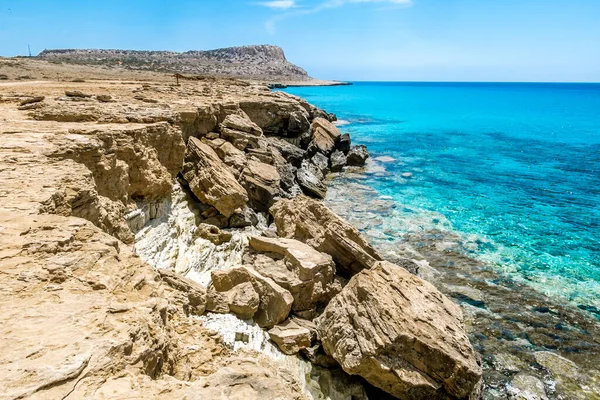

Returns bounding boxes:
[283,82,600,314]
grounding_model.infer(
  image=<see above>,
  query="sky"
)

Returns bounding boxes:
[1,0,599,82]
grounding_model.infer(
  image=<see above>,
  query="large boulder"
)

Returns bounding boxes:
[317,261,482,400]
[330,150,347,172]
[346,145,369,166]
[211,267,293,328]
[312,117,341,142]
[220,114,263,136]
[270,196,382,276]
[203,138,248,175]
[267,137,305,167]
[221,127,267,151]
[181,137,248,217]
[308,127,336,156]
[336,133,351,154]
[268,319,312,355]
[239,159,281,212]
[248,236,337,313]
[296,166,327,199]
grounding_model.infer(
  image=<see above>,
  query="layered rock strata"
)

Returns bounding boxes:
[0,73,482,400]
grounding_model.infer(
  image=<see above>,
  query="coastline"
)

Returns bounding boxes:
[0,69,482,399]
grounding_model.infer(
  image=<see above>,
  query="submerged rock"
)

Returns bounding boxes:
[317,261,482,399]
[270,196,382,276]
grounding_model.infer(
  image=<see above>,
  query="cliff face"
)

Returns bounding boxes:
[0,61,482,400]
[38,45,310,80]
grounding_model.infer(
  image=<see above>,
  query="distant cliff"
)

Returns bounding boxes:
[38,45,310,80]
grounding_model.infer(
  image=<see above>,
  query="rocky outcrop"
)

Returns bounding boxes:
[181,137,248,217]
[211,267,294,328]
[239,159,281,212]
[317,261,482,399]
[0,65,482,400]
[268,320,312,355]
[347,145,369,166]
[39,45,311,81]
[270,196,382,276]
[248,236,339,314]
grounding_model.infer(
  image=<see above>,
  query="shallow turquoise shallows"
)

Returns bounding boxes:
[282,82,600,314]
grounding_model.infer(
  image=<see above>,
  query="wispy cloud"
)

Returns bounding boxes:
[257,0,298,9]
[263,0,412,33]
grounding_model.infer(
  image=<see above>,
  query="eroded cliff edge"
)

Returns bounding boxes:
[0,71,482,399]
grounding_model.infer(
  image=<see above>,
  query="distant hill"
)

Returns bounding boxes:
[38,45,310,81]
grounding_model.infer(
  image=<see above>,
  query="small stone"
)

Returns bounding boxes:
[96,95,113,103]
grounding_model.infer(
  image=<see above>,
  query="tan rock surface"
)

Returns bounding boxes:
[270,196,382,276]
[317,261,482,400]
[211,267,294,328]
[181,136,249,217]
[268,320,312,355]
[0,74,316,399]
[240,159,281,212]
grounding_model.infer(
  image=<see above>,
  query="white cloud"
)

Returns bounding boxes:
[264,0,412,33]
[257,0,297,9]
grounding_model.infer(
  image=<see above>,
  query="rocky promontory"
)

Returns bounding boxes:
[0,59,482,399]
[38,45,312,81]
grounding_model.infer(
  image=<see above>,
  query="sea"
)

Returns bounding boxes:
[281,82,600,397]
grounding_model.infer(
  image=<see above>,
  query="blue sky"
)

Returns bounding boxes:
[1,0,599,81]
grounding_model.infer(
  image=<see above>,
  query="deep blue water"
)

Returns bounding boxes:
[283,82,600,310]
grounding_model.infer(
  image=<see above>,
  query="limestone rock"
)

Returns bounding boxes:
[308,126,336,156]
[158,269,207,315]
[270,196,382,276]
[312,117,341,142]
[195,223,233,245]
[204,138,248,174]
[346,145,369,166]
[211,267,293,328]
[311,152,330,176]
[249,236,335,282]
[267,137,305,167]
[268,320,312,355]
[336,133,351,154]
[330,150,347,172]
[507,374,548,400]
[181,137,248,218]
[317,261,482,400]
[220,113,263,136]
[248,236,337,313]
[240,159,281,212]
[227,281,260,320]
[19,96,45,106]
[296,166,327,199]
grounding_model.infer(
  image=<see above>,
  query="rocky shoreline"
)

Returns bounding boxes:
[0,67,484,399]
